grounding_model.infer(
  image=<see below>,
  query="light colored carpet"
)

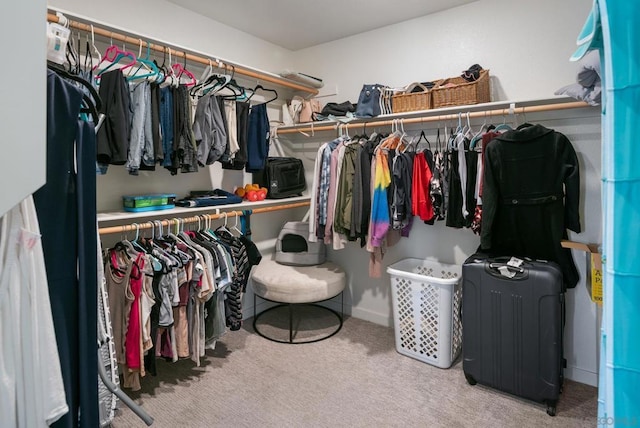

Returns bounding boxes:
[112,311,597,428]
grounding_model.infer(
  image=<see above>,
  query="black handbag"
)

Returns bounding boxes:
[253,157,306,199]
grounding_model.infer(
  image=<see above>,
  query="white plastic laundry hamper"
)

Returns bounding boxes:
[387,259,463,368]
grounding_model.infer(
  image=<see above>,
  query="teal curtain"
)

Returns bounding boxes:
[573,1,640,424]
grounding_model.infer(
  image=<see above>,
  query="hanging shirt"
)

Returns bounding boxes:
[326,141,347,248]
[308,142,328,243]
[318,138,341,227]
[193,93,227,165]
[411,151,434,223]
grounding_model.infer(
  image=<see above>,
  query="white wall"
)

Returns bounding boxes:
[48,0,294,74]
[284,0,600,386]
[293,0,591,103]
[1,1,46,216]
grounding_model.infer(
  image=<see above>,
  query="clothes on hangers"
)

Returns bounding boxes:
[102,218,261,389]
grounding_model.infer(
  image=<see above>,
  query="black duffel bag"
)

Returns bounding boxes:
[253,157,306,199]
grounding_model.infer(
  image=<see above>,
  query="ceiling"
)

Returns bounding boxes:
[167,0,477,50]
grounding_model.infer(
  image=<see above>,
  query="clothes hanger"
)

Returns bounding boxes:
[164,218,194,262]
[153,46,171,85]
[65,31,79,74]
[492,109,513,132]
[171,52,197,87]
[159,48,178,88]
[246,83,278,104]
[215,212,232,235]
[469,111,489,150]
[149,220,181,268]
[47,61,102,123]
[127,39,159,82]
[93,37,137,76]
[232,213,243,236]
[408,129,431,153]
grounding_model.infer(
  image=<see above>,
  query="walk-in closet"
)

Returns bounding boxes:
[2,0,638,426]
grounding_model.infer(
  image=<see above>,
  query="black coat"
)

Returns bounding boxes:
[481,124,581,288]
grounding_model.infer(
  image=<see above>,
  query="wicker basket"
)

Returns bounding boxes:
[392,82,434,113]
[431,69,490,108]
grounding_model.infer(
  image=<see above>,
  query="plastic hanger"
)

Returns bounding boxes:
[93,40,137,76]
[216,212,232,235]
[47,62,101,123]
[246,83,278,104]
[159,48,178,88]
[469,111,489,150]
[127,39,159,81]
[149,221,181,269]
[171,52,197,87]
[405,129,431,153]
[232,213,243,236]
[492,109,513,132]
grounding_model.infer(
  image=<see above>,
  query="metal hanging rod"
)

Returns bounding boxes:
[46,12,319,95]
[98,201,311,235]
[276,100,591,134]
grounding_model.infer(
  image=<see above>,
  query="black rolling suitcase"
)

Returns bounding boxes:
[462,253,565,416]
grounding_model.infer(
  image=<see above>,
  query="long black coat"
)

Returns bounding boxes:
[481,124,581,288]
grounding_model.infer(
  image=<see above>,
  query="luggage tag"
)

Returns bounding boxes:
[498,266,517,279]
[507,257,524,268]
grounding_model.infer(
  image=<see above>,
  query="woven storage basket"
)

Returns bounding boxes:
[431,69,490,108]
[392,82,433,113]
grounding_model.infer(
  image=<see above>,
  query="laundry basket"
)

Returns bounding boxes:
[387,259,463,368]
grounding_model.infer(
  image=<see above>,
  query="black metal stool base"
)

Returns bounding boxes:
[253,293,344,344]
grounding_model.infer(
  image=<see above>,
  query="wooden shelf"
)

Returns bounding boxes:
[276,97,594,134]
[97,195,311,224]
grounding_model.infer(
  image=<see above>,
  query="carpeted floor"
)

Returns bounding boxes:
[112,310,597,428]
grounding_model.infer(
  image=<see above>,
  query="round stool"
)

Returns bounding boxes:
[251,259,346,344]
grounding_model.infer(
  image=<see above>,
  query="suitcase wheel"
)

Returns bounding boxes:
[464,373,477,386]
[546,401,557,417]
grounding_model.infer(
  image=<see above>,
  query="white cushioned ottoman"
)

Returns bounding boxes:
[251,259,346,304]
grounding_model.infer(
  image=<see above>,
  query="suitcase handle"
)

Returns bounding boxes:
[486,262,529,280]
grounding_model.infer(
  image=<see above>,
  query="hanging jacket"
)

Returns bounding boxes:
[392,151,414,229]
[334,142,360,236]
[481,124,581,288]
